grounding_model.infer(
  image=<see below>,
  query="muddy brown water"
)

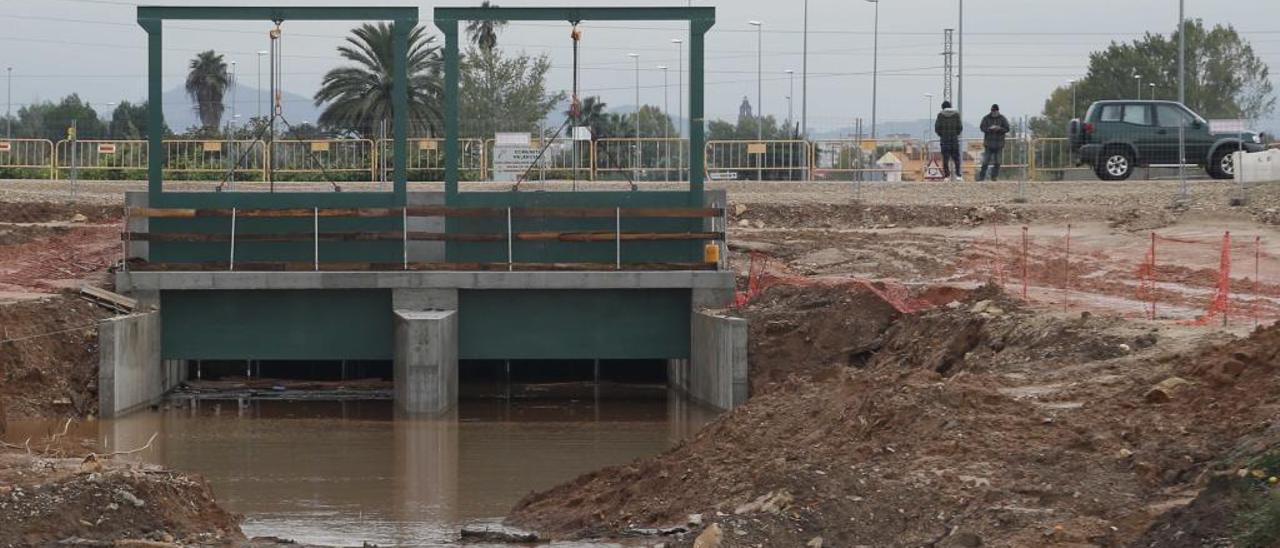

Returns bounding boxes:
[4,397,717,546]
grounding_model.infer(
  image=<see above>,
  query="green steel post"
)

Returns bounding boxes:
[142,20,163,195]
[392,21,409,203]
[438,19,460,197]
[689,18,713,201]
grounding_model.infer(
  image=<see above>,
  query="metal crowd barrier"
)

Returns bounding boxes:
[705,140,810,181]
[0,139,55,178]
[595,138,688,181]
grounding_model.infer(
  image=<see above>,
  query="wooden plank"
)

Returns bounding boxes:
[129,261,717,272]
[79,285,138,313]
[129,206,724,219]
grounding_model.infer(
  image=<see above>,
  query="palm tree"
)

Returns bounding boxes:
[573,96,610,139]
[465,1,507,52]
[185,50,229,130]
[314,23,443,138]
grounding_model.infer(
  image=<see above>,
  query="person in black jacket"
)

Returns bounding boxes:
[977,104,1011,182]
[934,100,963,181]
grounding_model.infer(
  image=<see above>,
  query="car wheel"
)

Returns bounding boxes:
[1207,149,1235,180]
[1096,149,1134,181]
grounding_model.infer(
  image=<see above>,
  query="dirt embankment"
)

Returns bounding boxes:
[0,295,113,423]
[0,450,244,546]
[729,202,1030,230]
[509,285,1280,546]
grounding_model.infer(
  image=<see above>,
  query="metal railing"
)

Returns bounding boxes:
[595,138,688,181]
[705,139,810,181]
[811,139,924,182]
[377,138,487,182]
[0,135,1169,183]
[0,139,55,178]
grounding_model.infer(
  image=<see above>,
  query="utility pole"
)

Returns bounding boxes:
[866,0,880,140]
[958,0,964,121]
[749,20,764,181]
[1178,0,1187,199]
[672,37,685,181]
[256,51,266,120]
[801,0,809,138]
[628,52,640,183]
[942,29,954,104]
[786,69,795,131]
[658,65,670,140]
[5,67,11,139]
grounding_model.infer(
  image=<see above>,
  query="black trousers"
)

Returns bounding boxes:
[939,141,962,179]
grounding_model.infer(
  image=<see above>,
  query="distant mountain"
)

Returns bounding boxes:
[162,83,322,132]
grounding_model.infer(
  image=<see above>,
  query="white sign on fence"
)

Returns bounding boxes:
[709,171,739,181]
[492,146,542,182]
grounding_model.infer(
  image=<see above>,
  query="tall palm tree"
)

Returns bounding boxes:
[573,96,610,139]
[314,23,444,138]
[185,50,229,130]
[465,1,507,52]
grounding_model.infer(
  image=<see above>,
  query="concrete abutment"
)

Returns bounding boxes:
[669,310,749,410]
[98,311,185,418]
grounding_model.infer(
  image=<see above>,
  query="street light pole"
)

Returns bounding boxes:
[5,67,11,139]
[866,0,880,140]
[802,0,809,138]
[1067,79,1077,119]
[749,20,763,181]
[230,60,237,123]
[958,0,964,120]
[1177,0,1187,198]
[1135,74,1142,100]
[924,93,934,144]
[671,38,684,138]
[256,50,267,120]
[628,52,640,183]
[786,70,795,131]
[658,65,670,140]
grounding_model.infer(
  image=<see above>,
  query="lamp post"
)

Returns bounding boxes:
[671,38,684,137]
[866,0,880,140]
[1135,74,1142,100]
[1067,79,1077,119]
[748,20,763,181]
[802,0,809,138]
[958,0,964,119]
[5,67,11,139]
[628,52,640,183]
[924,93,934,144]
[229,60,237,123]
[1149,82,1156,100]
[658,65,670,140]
[785,69,795,131]
[256,50,267,119]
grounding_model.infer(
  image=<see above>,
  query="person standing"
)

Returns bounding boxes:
[934,100,963,182]
[977,104,1010,182]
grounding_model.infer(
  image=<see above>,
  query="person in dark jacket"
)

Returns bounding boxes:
[934,100,963,181]
[977,104,1010,181]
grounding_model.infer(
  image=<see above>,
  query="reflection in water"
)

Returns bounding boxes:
[5,397,718,546]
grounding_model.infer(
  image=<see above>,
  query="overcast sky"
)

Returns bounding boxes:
[4,0,1280,132]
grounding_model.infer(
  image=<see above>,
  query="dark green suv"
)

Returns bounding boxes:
[1068,100,1264,181]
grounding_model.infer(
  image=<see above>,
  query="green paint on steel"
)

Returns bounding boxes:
[458,289,691,360]
[434,6,715,199]
[161,290,393,360]
[445,191,702,263]
[137,6,415,205]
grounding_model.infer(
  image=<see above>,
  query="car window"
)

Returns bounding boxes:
[1099,105,1123,122]
[1156,105,1193,128]
[1122,105,1152,126]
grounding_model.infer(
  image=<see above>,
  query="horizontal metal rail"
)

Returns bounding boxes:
[127,260,718,272]
[124,230,724,243]
[127,206,724,219]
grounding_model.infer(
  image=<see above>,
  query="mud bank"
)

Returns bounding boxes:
[508,285,1280,546]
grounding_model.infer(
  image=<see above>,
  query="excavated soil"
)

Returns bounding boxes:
[0,295,111,422]
[509,284,1280,547]
[0,450,244,546]
[0,202,120,224]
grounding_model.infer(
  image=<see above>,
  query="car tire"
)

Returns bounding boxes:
[1207,148,1235,180]
[1096,148,1134,181]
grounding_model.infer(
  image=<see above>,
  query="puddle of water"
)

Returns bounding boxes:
[4,397,718,547]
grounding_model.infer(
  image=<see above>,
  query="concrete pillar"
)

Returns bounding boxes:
[99,311,180,418]
[672,310,748,410]
[394,310,459,415]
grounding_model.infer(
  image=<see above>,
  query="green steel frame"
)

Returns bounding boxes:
[433,6,715,200]
[136,6,417,208]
